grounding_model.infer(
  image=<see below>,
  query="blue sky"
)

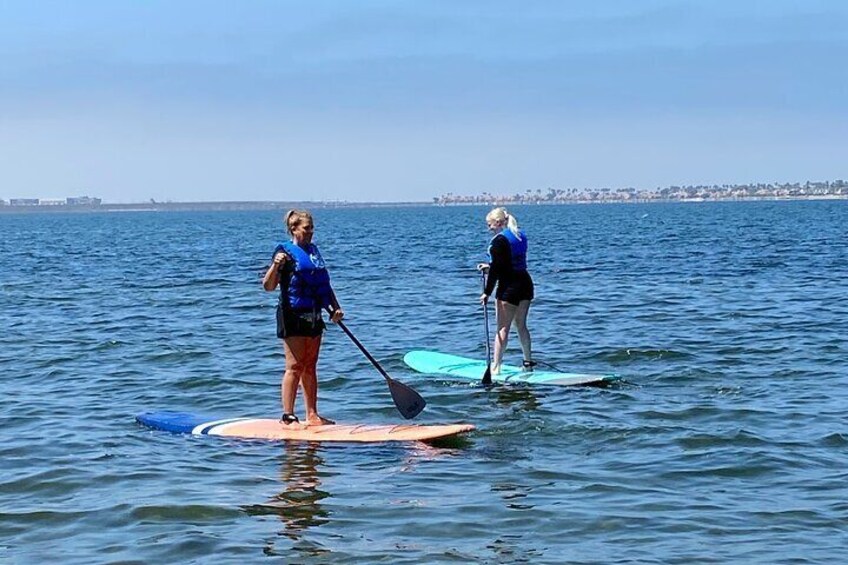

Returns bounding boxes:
[1,0,846,202]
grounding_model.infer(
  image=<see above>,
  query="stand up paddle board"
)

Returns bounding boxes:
[136,411,474,443]
[404,350,619,386]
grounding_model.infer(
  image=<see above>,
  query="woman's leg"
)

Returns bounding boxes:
[514,300,533,365]
[493,300,517,374]
[300,334,334,425]
[282,336,309,421]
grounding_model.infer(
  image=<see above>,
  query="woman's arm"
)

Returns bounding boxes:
[484,235,510,296]
[262,252,287,291]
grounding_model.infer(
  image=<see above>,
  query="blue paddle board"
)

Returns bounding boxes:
[403,350,619,386]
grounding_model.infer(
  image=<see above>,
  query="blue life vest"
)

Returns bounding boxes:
[276,241,332,310]
[488,229,528,271]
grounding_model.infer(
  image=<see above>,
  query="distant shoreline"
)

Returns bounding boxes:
[0,200,432,214]
[0,195,846,214]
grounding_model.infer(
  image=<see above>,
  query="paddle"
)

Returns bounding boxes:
[481,270,493,386]
[327,309,426,419]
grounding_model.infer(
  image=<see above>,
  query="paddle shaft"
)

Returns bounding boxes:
[482,277,492,364]
[325,307,425,419]
[481,271,493,385]
[335,319,393,383]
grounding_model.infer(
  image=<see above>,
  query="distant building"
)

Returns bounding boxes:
[39,198,66,206]
[0,199,6,206]
[67,196,102,206]
[10,198,39,206]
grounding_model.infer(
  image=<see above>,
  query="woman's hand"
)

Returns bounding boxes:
[272,252,288,267]
[479,293,489,304]
[330,307,345,324]
[476,263,490,273]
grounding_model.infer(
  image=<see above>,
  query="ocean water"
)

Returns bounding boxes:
[1,201,846,564]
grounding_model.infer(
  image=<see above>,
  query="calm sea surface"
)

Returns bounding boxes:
[1,201,847,564]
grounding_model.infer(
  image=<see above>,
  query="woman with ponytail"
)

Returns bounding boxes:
[263,209,344,426]
[478,207,535,375]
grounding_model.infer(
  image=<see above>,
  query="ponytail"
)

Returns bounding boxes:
[505,212,521,239]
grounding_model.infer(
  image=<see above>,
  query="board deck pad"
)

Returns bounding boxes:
[136,411,474,443]
[404,350,619,386]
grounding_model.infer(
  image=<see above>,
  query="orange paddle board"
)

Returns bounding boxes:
[137,412,475,443]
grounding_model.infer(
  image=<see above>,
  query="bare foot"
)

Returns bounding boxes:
[305,415,335,426]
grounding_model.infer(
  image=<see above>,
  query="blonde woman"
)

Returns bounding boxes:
[478,207,534,375]
[263,210,344,426]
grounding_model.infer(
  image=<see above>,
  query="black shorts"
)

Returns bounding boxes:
[276,307,325,338]
[495,271,535,306]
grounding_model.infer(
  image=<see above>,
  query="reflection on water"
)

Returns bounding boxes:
[241,439,474,559]
[243,442,330,553]
[492,482,536,511]
[397,441,471,472]
[492,385,542,412]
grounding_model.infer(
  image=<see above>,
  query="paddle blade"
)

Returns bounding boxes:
[481,365,492,386]
[387,377,426,419]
